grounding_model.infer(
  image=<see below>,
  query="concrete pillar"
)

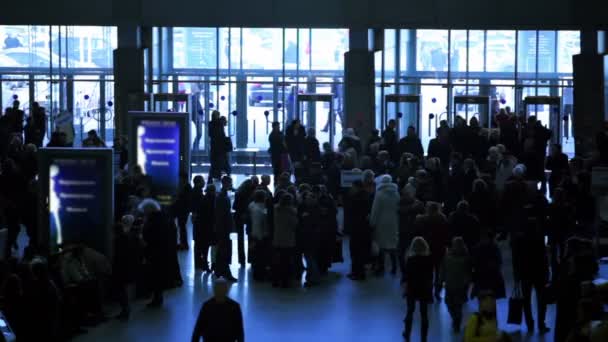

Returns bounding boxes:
[113,25,145,138]
[572,30,605,157]
[344,29,375,146]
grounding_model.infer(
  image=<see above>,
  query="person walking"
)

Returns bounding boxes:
[193,184,216,272]
[346,180,372,281]
[191,277,244,342]
[214,176,237,282]
[402,237,434,342]
[440,237,472,332]
[369,175,400,276]
[272,192,299,288]
[415,201,449,300]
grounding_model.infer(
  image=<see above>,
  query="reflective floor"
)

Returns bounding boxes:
[73,236,567,342]
[70,174,606,342]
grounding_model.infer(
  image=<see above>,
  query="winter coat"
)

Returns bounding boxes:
[273,205,298,248]
[248,202,269,240]
[215,191,234,240]
[448,212,481,252]
[471,241,506,298]
[403,255,434,302]
[398,136,424,159]
[370,182,400,249]
[440,252,472,306]
[415,213,450,263]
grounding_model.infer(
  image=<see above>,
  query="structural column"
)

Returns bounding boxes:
[572,30,606,157]
[113,25,146,139]
[344,29,375,145]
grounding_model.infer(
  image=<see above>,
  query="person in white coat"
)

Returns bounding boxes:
[370,174,400,276]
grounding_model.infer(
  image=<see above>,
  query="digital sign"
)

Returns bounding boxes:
[136,119,181,205]
[38,148,113,256]
[49,158,103,252]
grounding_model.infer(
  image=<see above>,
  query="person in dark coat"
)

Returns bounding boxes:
[232,179,256,266]
[172,173,193,250]
[317,188,338,275]
[547,187,575,279]
[285,119,306,163]
[445,152,465,213]
[415,202,449,300]
[268,121,287,179]
[214,176,237,282]
[448,200,481,252]
[193,184,216,271]
[191,277,244,342]
[208,110,228,181]
[554,237,598,342]
[382,119,399,163]
[466,179,496,234]
[346,180,372,281]
[398,190,425,283]
[112,216,139,320]
[304,128,321,163]
[546,143,569,198]
[471,231,505,299]
[427,128,452,169]
[402,237,434,342]
[511,206,550,334]
[140,199,170,307]
[398,126,424,159]
[298,191,322,287]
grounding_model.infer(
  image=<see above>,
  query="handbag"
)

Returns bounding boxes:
[507,283,524,325]
[225,137,233,151]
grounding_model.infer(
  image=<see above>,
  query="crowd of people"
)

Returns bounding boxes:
[0,99,607,341]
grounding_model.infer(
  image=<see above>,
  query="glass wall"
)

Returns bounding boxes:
[0,25,117,145]
[155,27,348,152]
[376,29,580,154]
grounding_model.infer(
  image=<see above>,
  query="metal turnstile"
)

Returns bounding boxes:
[523,96,562,144]
[453,95,492,129]
[296,93,335,147]
[384,94,421,138]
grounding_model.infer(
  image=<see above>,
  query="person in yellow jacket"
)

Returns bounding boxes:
[464,291,511,342]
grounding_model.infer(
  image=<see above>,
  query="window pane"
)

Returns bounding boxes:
[450,30,467,74]
[486,30,515,73]
[517,30,537,75]
[64,26,116,68]
[416,30,448,72]
[557,31,580,73]
[384,29,396,75]
[399,29,411,73]
[284,29,297,70]
[1,25,51,69]
[538,31,556,73]
[468,31,485,72]
[299,29,311,72]
[310,29,348,71]
[173,27,217,69]
[230,28,242,71]
[242,28,282,70]
[219,28,230,70]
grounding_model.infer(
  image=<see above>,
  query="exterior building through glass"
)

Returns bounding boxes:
[0,26,580,155]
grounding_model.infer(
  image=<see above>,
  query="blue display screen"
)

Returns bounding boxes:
[49,158,103,252]
[136,119,181,205]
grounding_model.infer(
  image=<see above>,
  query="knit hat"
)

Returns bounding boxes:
[513,164,526,178]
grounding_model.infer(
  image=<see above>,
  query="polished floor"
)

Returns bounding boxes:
[72,226,608,342]
[69,175,606,342]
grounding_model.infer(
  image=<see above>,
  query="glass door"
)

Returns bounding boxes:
[420,80,448,149]
[246,76,274,149]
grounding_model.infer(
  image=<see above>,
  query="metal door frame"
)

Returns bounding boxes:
[523,95,561,144]
[296,93,335,146]
[453,95,491,130]
[384,94,421,139]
